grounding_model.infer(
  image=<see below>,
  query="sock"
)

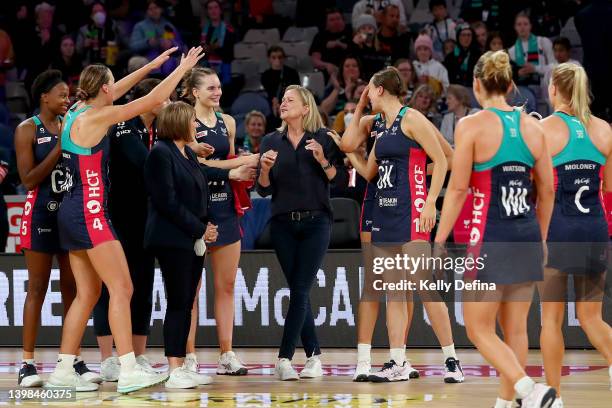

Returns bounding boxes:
[494,398,513,408]
[57,354,76,372]
[555,397,563,405]
[75,355,83,363]
[441,344,457,360]
[186,352,197,362]
[390,347,406,365]
[22,359,34,366]
[357,343,371,362]
[118,352,136,373]
[514,376,535,398]
[609,364,612,378]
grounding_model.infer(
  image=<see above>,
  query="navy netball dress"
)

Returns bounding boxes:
[547,112,608,275]
[360,113,386,233]
[466,108,543,284]
[57,104,117,250]
[20,116,66,253]
[195,112,240,246]
[371,107,430,244]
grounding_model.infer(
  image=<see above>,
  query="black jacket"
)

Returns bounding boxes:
[144,139,229,250]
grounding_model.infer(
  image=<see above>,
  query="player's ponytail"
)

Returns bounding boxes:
[552,63,592,125]
[77,64,111,101]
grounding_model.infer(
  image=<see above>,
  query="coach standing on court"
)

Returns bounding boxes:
[256,85,348,381]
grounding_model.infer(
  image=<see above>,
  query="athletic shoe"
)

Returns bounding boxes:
[183,354,199,374]
[275,358,299,381]
[368,360,412,383]
[406,360,420,379]
[136,355,157,373]
[520,384,556,408]
[117,363,167,394]
[74,360,103,384]
[352,360,371,382]
[45,369,99,392]
[551,398,564,408]
[17,362,43,387]
[217,351,248,376]
[100,357,120,382]
[299,356,323,378]
[443,357,464,383]
[182,360,212,385]
[165,367,198,389]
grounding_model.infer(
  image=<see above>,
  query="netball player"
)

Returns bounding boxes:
[539,63,612,408]
[334,69,460,383]
[45,46,205,393]
[435,51,556,408]
[15,70,100,386]
[180,67,259,377]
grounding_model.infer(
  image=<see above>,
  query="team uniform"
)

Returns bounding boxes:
[466,108,543,284]
[195,113,240,246]
[20,116,66,253]
[547,112,608,280]
[57,104,117,250]
[371,107,429,244]
[359,114,386,233]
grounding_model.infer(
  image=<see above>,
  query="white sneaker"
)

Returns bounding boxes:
[368,360,411,383]
[443,357,464,383]
[117,363,167,394]
[405,360,420,379]
[521,383,557,408]
[73,360,103,384]
[300,355,323,378]
[45,369,99,392]
[551,398,564,408]
[353,360,371,382]
[165,367,198,389]
[275,358,299,381]
[100,357,120,382]
[136,355,157,373]
[183,357,212,385]
[217,351,248,376]
[18,362,43,387]
[183,354,199,374]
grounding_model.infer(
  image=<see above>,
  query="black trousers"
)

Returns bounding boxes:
[154,246,204,358]
[93,241,155,336]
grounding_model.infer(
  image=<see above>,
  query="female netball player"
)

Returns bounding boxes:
[333,67,449,382]
[334,68,460,383]
[45,46,205,393]
[180,67,259,377]
[539,63,612,408]
[435,51,556,408]
[15,70,99,387]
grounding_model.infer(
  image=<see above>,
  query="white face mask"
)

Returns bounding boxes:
[344,112,354,128]
[93,11,106,26]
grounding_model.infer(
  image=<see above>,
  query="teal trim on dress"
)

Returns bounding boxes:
[61,104,92,155]
[551,112,606,167]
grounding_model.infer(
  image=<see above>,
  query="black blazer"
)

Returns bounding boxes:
[143,139,229,250]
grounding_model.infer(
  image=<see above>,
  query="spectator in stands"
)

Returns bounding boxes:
[76,1,120,66]
[426,0,457,61]
[7,2,33,78]
[51,36,83,96]
[130,0,183,76]
[349,14,385,79]
[444,23,481,88]
[443,39,456,57]
[200,0,235,84]
[164,0,198,45]
[24,2,64,94]
[320,56,364,116]
[440,84,479,146]
[413,33,449,98]
[508,12,556,87]
[261,46,300,110]
[409,84,442,128]
[471,21,488,53]
[310,8,351,77]
[460,0,500,29]
[376,4,411,65]
[552,37,576,65]
[486,31,504,51]
[331,100,357,136]
[0,29,14,103]
[239,110,267,155]
[394,58,417,102]
[351,0,407,31]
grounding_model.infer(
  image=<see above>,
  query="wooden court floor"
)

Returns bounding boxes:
[0,348,609,407]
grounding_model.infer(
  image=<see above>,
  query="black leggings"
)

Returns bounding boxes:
[154,247,203,358]
[93,243,155,336]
